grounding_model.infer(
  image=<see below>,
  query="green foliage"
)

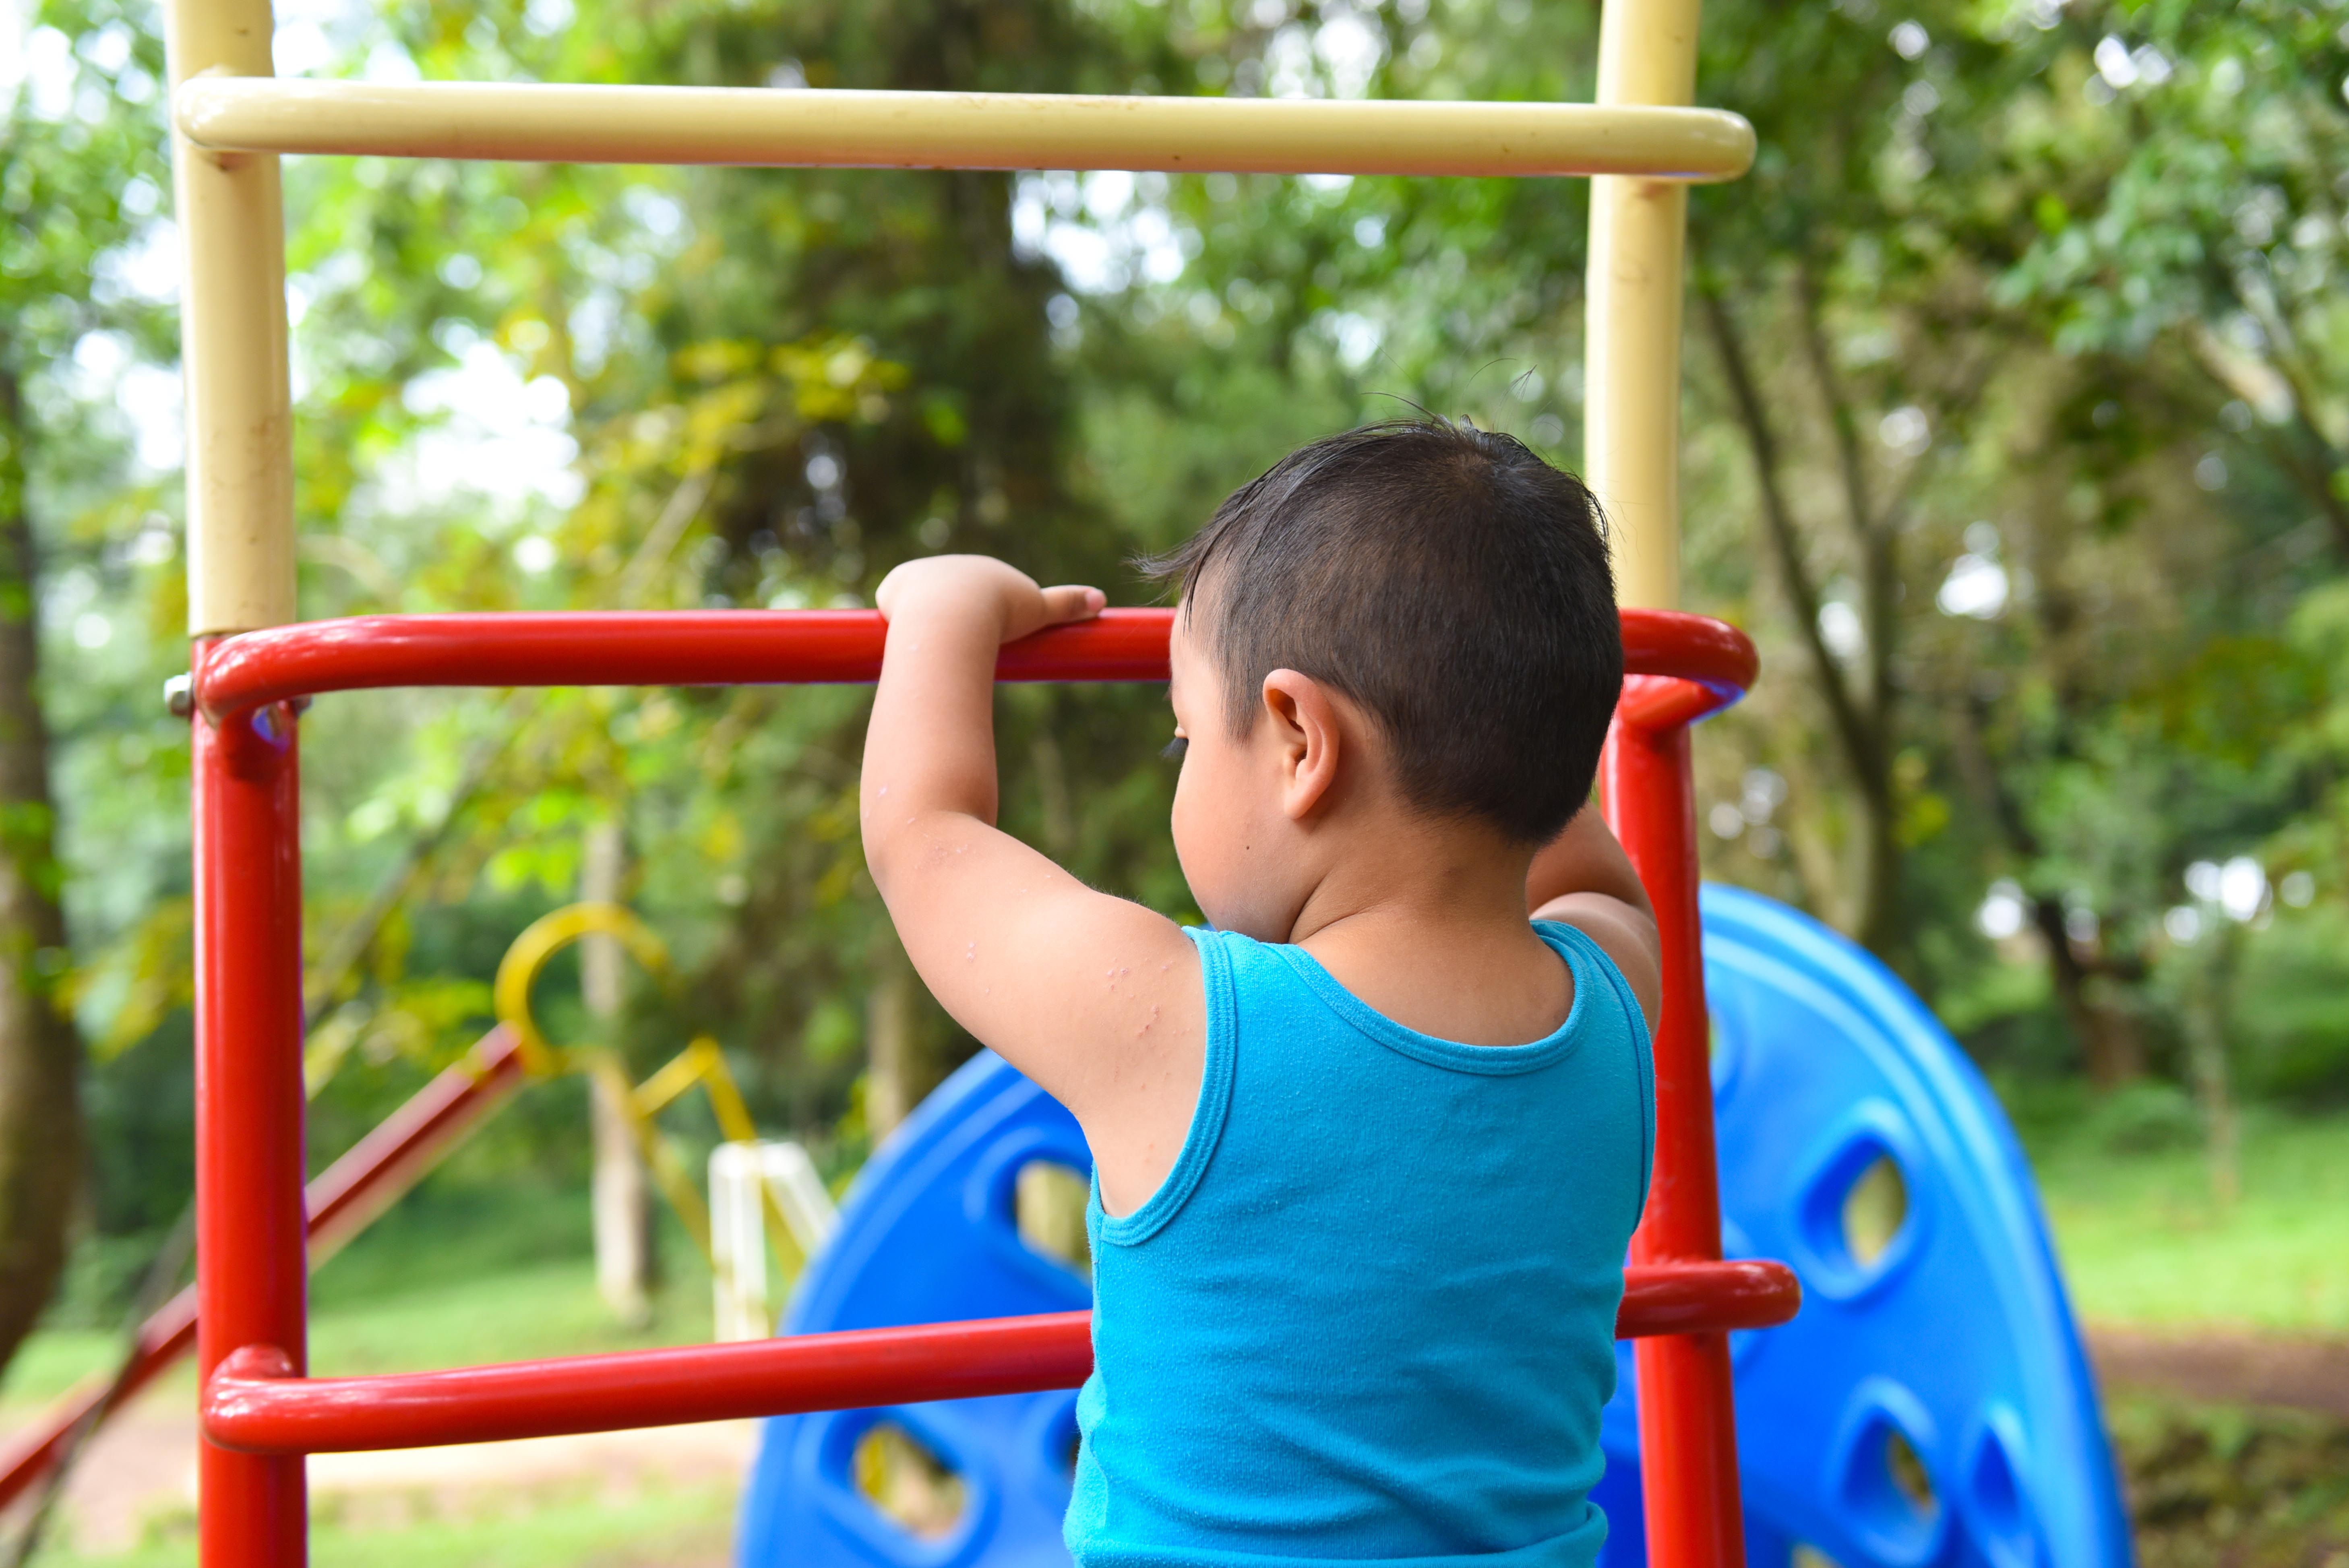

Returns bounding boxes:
[2230,906,2349,1101]
[2107,1392,2349,1568]
[2079,1080,2205,1156]
[10,0,2345,1318]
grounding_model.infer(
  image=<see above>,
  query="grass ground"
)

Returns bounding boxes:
[2023,1107,2349,1334]
[54,1477,739,1568]
[14,1109,2347,1566]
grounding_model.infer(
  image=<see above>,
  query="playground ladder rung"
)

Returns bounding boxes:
[201,1260,1797,1456]
[174,76,1756,180]
[191,607,1760,720]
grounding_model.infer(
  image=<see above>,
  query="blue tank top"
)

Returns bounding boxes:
[1067,921,1654,1568]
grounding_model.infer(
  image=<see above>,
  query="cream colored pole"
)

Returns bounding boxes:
[1584,0,1699,611]
[168,0,294,637]
[174,78,1753,180]
[1588,7,1754,1568]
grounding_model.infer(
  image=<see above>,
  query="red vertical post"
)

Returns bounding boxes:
[1604,696,1745,1568]
[194,674,310,1568]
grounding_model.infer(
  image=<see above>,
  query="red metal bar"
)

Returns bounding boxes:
[1605,704,1748,1568]
[307,1027,529,1260]
[205,1311,1093,1456]
[0,1029,527,1512]
[193,684,310,1565]
[200,1260,1795,1456]
[192,607,1758,721]
[194,609,1171,720]
[1617,672,1739,732]
[0,1297,196,1514]
[1617,1258,1795,1338]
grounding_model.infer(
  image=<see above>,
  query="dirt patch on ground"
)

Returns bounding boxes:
[2091,1328,2349,1421]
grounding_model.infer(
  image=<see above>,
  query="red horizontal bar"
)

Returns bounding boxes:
[193,609,1169,720]
[205,1309,1097,1455]
[203,1260,1796,1455]
[1618,611,1757,714]
[193,607,1757,723]
[1619,1257,1797,1336]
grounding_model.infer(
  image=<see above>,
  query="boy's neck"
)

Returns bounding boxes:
[1280,808,1570,1047]
[1284,809,1536,950]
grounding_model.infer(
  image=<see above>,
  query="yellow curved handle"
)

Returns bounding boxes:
[492,903,671,1075]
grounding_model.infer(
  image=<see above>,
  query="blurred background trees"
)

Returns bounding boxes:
[4,0,2345,1368]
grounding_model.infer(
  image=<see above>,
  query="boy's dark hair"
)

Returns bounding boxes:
[1148,419,1620,845]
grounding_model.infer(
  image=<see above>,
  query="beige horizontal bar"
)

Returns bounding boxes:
[176,74,1753,181]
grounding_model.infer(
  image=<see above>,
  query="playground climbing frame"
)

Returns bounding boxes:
[163,0,1777,1564]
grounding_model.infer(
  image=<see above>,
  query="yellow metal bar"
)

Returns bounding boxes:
[175,76,1754,181]
[1584,0,1703,610]
[167,4,294,636]
[592,1052,715,1255]
[689,1039,762,1146]
[629,1047,706,1120]
[492,903,670,1075]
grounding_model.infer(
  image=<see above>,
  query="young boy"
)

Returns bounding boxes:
[862,419,1661,1568]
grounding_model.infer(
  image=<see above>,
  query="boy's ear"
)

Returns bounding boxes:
[1261,669,1344,822]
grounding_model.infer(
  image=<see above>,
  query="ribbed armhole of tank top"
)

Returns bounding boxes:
[1092,926,1239,1249]
[1545,919,1658,1232]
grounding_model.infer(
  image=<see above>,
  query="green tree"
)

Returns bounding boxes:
[0,0,172,1370]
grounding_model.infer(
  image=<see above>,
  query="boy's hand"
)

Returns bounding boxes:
[875,556,1106,643]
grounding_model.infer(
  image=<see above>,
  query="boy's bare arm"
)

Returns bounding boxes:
[862,556,1203,1140]
[1528,806,1662,1031]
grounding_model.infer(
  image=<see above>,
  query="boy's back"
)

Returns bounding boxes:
[858,419,1662,1568]
[1071,922,1651,1568]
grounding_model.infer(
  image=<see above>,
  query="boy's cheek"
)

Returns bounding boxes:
[1170,770,1236,918]
[1172,763,1278,935]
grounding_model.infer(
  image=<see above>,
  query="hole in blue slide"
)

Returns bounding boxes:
[1840,1155,1907,1271]
[1830,1384,1945,1568]
[852,1420,971,1542]
[1014,1160,1092,1280]
[1795,1119,1918,1297]
[1964,1412,2039,1568]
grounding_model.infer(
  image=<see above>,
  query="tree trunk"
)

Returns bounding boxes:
[1946,624,2147,1092]
[2184,922,2241,1207]
[581,817,653,1328]
[2028,895,2144,1091]
[0,364,84,1376]
[866,939,919,1138]
[1700,286,1903,954]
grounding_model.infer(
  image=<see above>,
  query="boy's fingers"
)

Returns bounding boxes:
[1038,585,1108,625]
